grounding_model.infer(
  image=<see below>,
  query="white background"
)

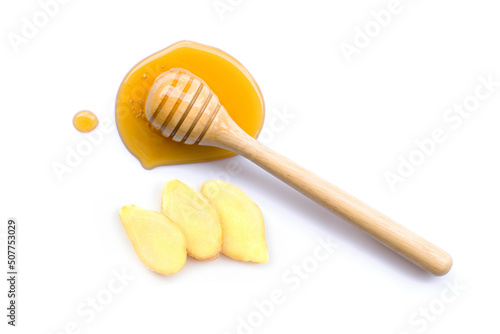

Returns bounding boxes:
[1,0,499,333]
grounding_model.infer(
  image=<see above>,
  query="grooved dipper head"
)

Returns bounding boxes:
[145,68,224,145]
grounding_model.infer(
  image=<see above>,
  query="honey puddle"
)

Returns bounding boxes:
[74,110,98,133]
[115,41,265,169]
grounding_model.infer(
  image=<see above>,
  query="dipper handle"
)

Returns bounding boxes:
[215,126,453,276]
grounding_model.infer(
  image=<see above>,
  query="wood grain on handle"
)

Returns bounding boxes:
[215,127,453,276]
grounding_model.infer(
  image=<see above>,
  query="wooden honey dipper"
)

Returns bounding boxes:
[146,68,453,276]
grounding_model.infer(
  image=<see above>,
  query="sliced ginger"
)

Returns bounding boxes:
[201,180,269,263]
[162,179,222,260]
[119,205,186,275]
[119,180,268,275]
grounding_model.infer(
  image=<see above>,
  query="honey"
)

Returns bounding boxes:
[73,110,98,133]
[115,41,265,169]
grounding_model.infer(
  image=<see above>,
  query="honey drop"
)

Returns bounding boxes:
[73,110,98,133]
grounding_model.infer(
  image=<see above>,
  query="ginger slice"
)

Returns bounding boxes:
[119,205,186,275]
[162,179,222,260]
[201,180,269,263]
